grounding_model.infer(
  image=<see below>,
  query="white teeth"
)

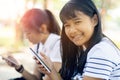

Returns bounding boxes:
[73,35,83,41]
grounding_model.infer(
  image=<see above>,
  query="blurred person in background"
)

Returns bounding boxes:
[3,8,61,80]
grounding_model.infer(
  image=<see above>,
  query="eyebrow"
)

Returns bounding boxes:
[63,17,82,24]
[73,17,82,20]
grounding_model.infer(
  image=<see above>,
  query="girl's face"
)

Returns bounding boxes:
[23,27,42,44]
[64,11,97,47]
[22,25,48,44]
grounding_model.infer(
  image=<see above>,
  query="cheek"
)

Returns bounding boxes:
[84,22,94,32]
[29,34,35,41]
[65,28,71,38]
[65,29,68,36]
[30,36,38,44]
[28,36,33,42]
[85,27,94,40]
[26,35,31,40]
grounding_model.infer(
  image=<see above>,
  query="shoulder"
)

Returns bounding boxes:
[47,34,61,62]
[87,37,120,64]
[49,33,60,39]
[49,33,60,47]
[44,33,60,49]
[83,37,120,79]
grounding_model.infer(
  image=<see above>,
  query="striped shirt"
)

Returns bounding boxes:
[83,37,120,80]
[71,37,120,80]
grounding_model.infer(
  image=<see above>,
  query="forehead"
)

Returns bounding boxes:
[20,23,37,32]
[21,26,36,33]
[64,11,88,23]
[74,11,86,17]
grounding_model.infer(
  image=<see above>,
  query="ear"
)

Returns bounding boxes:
[39,24,49,34]
[92,14,98,28]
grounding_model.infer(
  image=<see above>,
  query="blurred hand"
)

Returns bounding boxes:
[33,52,54,75]
[42,75,51,80]
[2,55,20,68]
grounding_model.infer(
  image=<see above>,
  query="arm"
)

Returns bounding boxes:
[81,45,117,80]
[20,64,41,80]
[83,76,104,80]
[53,62,61,73]
[47,69,62,80]
[43,62,61,80]
[2,55,40,80]
[40,40,62,80]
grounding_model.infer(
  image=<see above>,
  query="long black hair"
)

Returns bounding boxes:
[59,0,103,79]
[20,8,61,35]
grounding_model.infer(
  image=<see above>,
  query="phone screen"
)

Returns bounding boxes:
[29,48,51,73]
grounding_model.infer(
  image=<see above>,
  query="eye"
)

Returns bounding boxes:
[25,32,31,36]
[74,20,81,24]
[64,24,70,28]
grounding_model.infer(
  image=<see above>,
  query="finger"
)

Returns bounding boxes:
[33,56,35,59]
[42,69,51,74]
[3,57,9,62]
[38,64,51,74]
[34,59,40,64]
[34,57,40,64]
[7,56,15,61]
[2,57,5,60]
[36,60,40,64]
[7,61,14,66]
[8,55,13,58]
[38,64,44,68]
[38,66,47,73]
[33,56,37,60]
[40,52,47,59]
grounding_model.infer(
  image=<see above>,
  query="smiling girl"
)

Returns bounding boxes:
[35,0,120,80]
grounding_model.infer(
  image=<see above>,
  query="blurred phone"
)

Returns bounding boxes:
[1,56,18,66]
[29,48,51,73]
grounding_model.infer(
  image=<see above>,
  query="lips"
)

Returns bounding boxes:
[71,33,83,41]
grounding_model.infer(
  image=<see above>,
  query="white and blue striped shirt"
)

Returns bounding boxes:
[83,37,120,80]
[72,37,120,80]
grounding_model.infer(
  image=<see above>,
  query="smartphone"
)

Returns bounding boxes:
[29,48,51,73]
[1,56,18,66]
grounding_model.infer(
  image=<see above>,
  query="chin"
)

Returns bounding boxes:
[74,42,83,46]
[76,44,82,47]
[30,41,35,44]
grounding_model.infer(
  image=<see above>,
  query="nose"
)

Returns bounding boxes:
[67,27,76,38]
[24,33,29,39]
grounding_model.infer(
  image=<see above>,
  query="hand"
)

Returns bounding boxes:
[42,75,51,80]
[33,53,62,80]
[2,55,20,68]
[33,52,54,75]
